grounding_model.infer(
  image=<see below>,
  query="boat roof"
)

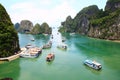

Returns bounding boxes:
[85,60,101,66]
[92,61,101,66]
[58,43,67,46]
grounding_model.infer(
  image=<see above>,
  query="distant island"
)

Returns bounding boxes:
[59,0,120,40]
[0,4,20,58]
[14,20,52,35]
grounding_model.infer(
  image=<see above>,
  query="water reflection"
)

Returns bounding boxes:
[0,59,20,80]
[18,33,51,47]
[19,54,42,62]
[4,30,119,80]
[62,33,120,75]
[84,65,102,75]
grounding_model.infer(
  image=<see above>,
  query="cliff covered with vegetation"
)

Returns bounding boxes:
[0,4,20,58]
[59,0,120,40]
[31,22,52,34]
[18,20,33,33]
[59,5,99,34]
[15,20,52,34]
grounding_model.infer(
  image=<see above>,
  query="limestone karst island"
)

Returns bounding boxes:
[0,0,120,80]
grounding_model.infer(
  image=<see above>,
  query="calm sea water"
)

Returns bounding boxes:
[0,28,120,80]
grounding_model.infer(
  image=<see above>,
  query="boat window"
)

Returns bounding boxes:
[86,62,92,65]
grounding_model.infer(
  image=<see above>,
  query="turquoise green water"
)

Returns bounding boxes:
[0,28,120,80]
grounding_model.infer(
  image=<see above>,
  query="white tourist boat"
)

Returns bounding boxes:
[84,60,102,70]
[20,46,42,58]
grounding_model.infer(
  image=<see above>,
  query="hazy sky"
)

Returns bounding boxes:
[0,0,107,27]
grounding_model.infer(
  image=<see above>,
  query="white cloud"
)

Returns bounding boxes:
[9,0,76,27]
[11,2,34,10]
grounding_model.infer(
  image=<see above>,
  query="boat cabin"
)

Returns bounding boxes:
[84,60,102,70]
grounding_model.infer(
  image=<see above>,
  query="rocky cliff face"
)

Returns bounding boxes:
[59,5,99,34]
[105,0,120,12]
[61,16,74,32]
[18,20,33,33]
[59,0,120,40]
[88,0,120,40]
[74,5,99,34]
[88,12,120,40]
[0,4,20,58]
[17,21,52,34]
[31,22,52,34]
[14,23,20,31]
[40,22,52,34]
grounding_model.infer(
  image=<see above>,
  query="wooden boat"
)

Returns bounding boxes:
[25,44,35,49]
[84,60,102,70]
[57,43,67,50]
[20,47,42,58]
[46,53,55,62]
[62,39,65,42]
[31,38,35,41]
[51,35,53,39]
[70,32,75,35]
[42,41,52,49]
[61,37,66,42]
[51,36,53,39]
[42,43,51,49]
[43,33,48,36]
[48,41,52,45]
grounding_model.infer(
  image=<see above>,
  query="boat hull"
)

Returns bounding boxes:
[46,54,55,62]
[84,60,102,70]
[20,49,42,58]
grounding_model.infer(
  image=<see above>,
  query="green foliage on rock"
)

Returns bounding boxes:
[90,10,119,27]
[40,22,52,34]
[31,22,52,34]
[78,5,99,17]
[0,4,20,58]
[59,5,99,34]
[105,0,120,12]
[59,16,74,33]
[18,20,33,33]
[31,23,41,34]
[59,0,120,40]
[89,9,120,39]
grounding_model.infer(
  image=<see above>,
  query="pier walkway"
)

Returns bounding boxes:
[0,53,20,61]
